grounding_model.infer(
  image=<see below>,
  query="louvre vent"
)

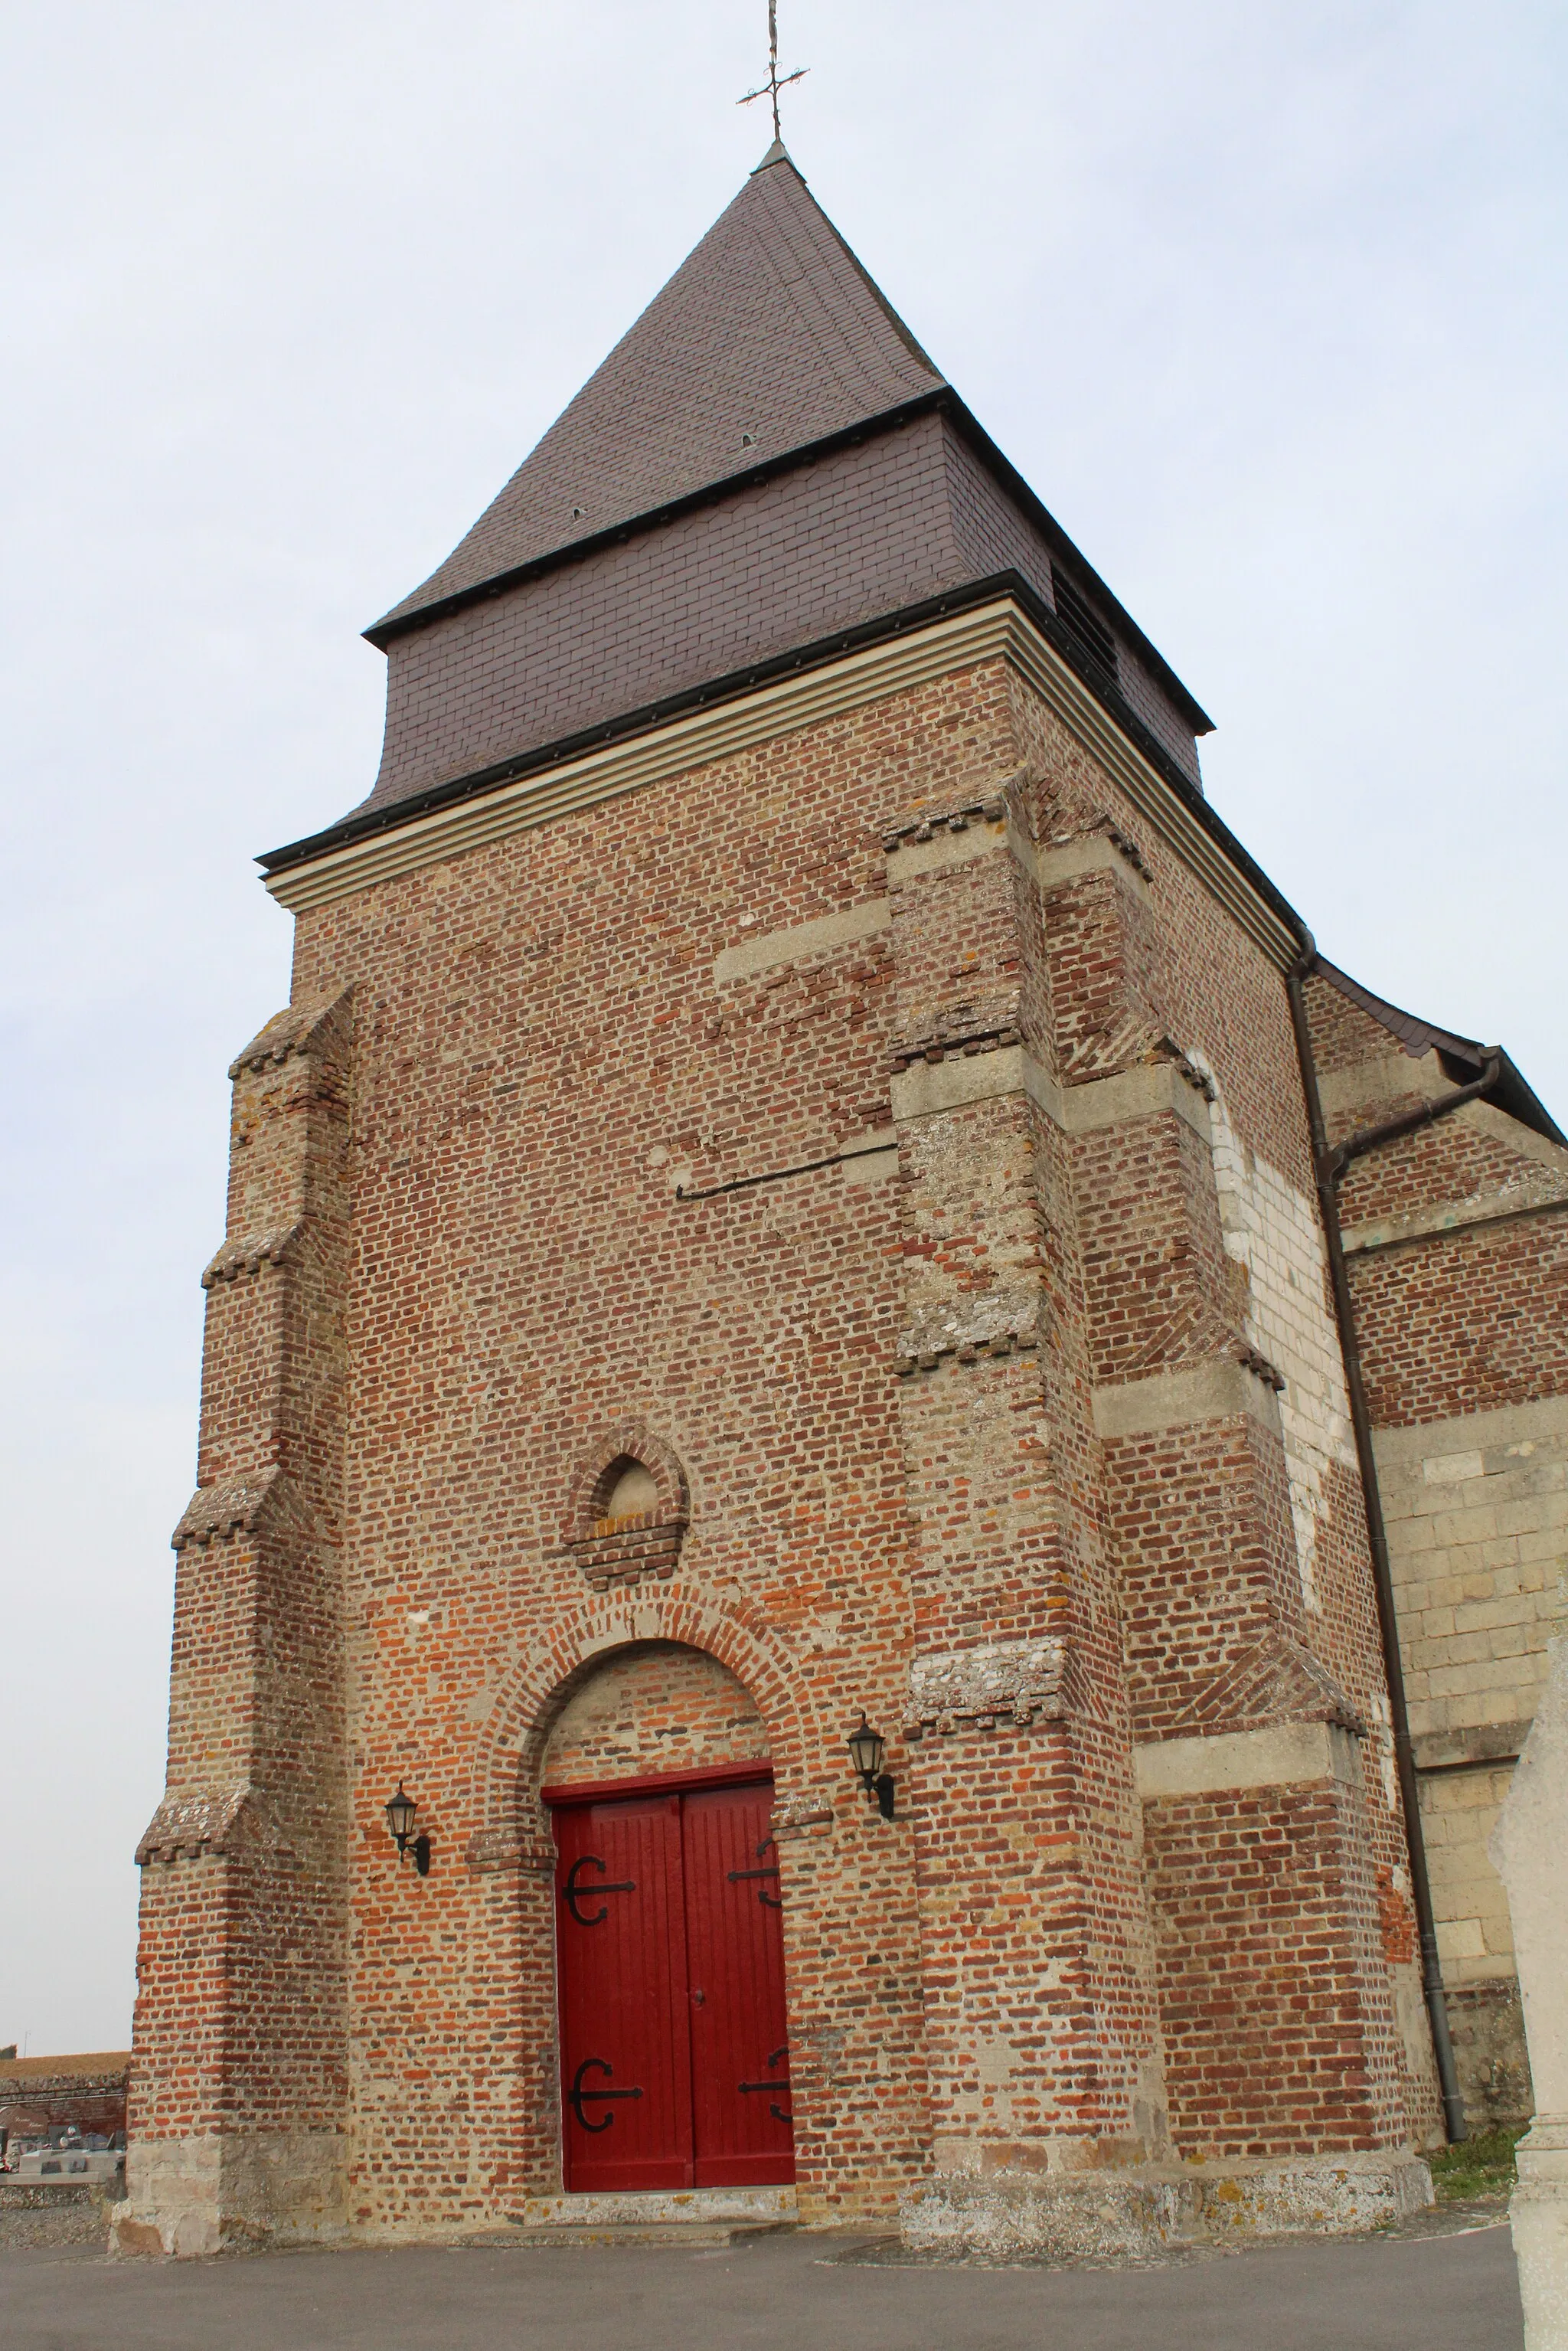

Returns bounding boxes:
[1050,566,1118,687]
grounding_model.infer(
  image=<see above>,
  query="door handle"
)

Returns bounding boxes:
[691,1988,706,2006]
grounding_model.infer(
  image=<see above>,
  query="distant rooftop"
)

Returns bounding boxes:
[0,2052,130,2082]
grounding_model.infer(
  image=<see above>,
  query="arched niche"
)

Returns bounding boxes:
[562,1423,690,1591]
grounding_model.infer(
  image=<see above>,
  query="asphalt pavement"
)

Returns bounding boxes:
[0,2209,1522,2351]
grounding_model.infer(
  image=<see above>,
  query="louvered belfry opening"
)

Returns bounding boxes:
[1050,562,1119,690]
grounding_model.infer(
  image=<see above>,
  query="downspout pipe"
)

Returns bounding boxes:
[1285,943,1478,2146]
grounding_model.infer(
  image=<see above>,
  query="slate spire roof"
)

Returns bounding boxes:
[374,145,946,636]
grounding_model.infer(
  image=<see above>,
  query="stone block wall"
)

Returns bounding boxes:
[1307,973,1568,2127]
[1374,1404,1568,2124]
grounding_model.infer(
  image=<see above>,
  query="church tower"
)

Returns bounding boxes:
[122,141,1553,2258]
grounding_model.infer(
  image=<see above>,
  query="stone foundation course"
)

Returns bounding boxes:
[901,2153,1436,2261]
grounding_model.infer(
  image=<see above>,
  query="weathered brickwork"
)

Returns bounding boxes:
[557,1426,691,1591]
[122,631,1466,2257]
[305,669,1001,2241]
[1002,688,1433,2147]
[1304,971,1568,2127]
[128,154,1566,2254]
[1145,1771,1403,2156]
[124,996,353,2256]
[541,1644,767,1787]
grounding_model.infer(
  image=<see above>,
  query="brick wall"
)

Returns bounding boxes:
[122,997,353,2255]
[0,2058,129,2148]
[1144,1772,1402,2157]
[129,643,1439,2249]
[542,1644,768,1786]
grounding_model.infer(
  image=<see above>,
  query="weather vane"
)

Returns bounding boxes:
[738,1,809,145]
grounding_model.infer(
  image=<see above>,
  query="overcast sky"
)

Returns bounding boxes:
[2,0,1563,2055]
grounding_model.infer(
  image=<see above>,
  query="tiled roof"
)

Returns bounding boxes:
[1318,958,1491,1070]
[1318,958,1564,1147]
[373,144,945,634]
[264,144,1218,875]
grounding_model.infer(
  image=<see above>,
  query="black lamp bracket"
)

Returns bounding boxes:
[394,1830,432,1876]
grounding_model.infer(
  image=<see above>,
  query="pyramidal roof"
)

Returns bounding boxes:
[373,144,946,636]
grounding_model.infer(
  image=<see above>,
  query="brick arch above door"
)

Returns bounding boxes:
[542,1641,769,1789]
[466,1585,831,1874]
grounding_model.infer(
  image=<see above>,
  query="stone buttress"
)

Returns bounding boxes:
[884,788,1162,2213]
[116,992,353,2255]
[884,768,1430,2254]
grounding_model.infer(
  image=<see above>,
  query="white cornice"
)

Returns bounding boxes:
[264,599,1300,968]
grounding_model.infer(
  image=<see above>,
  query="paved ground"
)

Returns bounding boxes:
[0,2209,1524,2351]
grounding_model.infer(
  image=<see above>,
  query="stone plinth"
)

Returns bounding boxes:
[901,2152,1433,2260]
[1491,1640,1568,2350]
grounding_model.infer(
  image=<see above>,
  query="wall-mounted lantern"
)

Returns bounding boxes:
[384,1783,431,1875]
[847,1714,895,1820]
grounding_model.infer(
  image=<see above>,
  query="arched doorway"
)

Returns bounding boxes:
[542,1643,794,2192]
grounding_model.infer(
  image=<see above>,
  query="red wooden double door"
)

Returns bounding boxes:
[550,1772,794,2190]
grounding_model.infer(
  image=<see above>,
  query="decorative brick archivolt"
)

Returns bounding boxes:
[560,1421,691,1591]
[467,1584,833,1873]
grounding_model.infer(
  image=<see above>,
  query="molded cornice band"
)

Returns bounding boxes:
[263,597,1302,970]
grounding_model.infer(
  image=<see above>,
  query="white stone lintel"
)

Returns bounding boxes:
[1093,1360,1282,1440]
[1135,1721,1361,1799]
[713,898,889,982]
[891,1043,1210,1143]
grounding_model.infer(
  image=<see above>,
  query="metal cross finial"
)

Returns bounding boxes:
[738,0,808,144]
